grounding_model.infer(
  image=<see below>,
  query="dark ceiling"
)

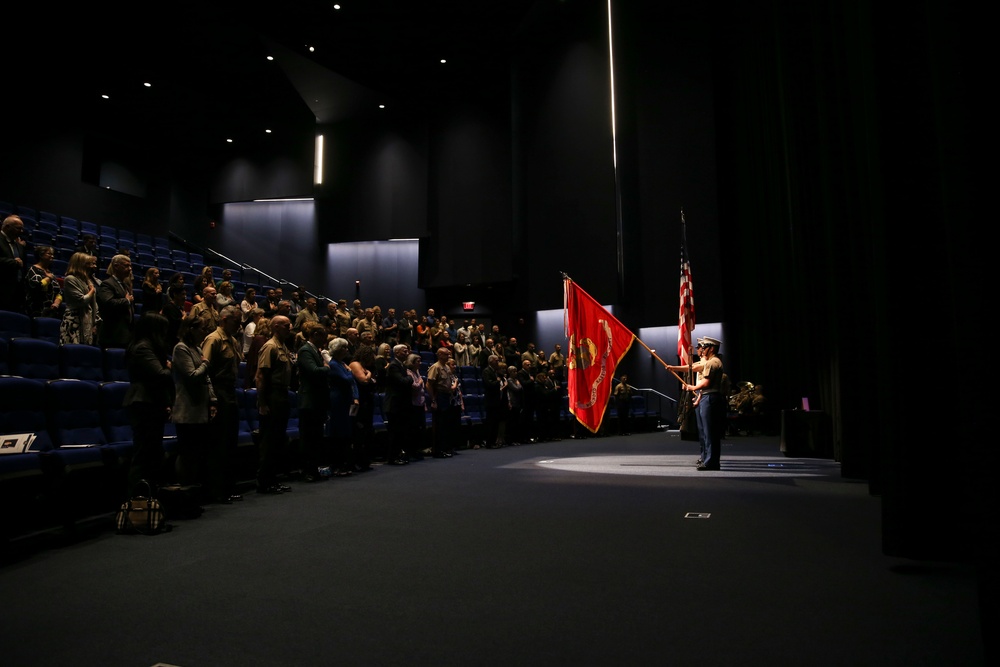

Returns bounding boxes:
[15,0,546,156]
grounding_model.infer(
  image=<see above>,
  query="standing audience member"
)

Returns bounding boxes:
[613,375,634,436]
[405,352,427,458]
[25,245,63,318]
[255,315,294,494]
[447,357,467,444]
[397,309,415,347]
[414,316,431,352]
[427,347,460,458]
[293,296,320,335]
[201,304,245,503]
[191,266,215,304]
[453,331,470,367]
[549,344,566,384]
[171,318,216,492]
[122,313,174,496]
[166,273,189,311]
[1,215,29,314]
[381,307,400,345]
[382,343,414,465]
[215,280,236,309]
[327,336,359,476]
[504,365,523,445]
[59,252,100,345]
[334,299,352,337]
[186,284,220,344]
[467,333,482,369]
[482,355,504,448]
[517,359,537,443]
[348,341,378,470]
[243,307,264,355]
[534,369,560,441]
[240,287,257,322]
[244,315,271,390]
[162,285,187,347]
[141,267,164,314]
[263,289,280,317]
[97,254,135,349]
[75,233,98,258]
[296,321,331,482]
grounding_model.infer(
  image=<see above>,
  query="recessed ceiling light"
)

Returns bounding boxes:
[226,138,233,143]
[266,55,274,61]
[379,104,385,109]
[143,82,152,88]
[440,59,447,64]
[265,129,272,133]
[101,94,109,99]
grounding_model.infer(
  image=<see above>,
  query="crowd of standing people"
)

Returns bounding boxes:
[3,213,585,505]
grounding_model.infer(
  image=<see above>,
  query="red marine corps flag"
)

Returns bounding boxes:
[564,276,636,433]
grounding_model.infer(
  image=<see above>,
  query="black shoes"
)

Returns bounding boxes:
[696,463,720,471]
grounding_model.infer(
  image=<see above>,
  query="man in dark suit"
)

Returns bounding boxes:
[381,343,414,465]
[481,354,504,448]
[0,215,28,314]
[295,321,331,482]
[97,254,135,349]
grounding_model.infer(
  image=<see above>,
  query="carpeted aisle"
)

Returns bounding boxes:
[0,434,986,666]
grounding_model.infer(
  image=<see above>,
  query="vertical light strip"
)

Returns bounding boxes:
[608,0,625,296]
[314,134,324,185]
[607,0,618,168]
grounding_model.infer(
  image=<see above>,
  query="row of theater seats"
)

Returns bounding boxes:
[0,374,310,546]
[6,201,266,299]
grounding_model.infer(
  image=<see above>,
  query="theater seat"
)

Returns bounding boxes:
[0,310,32,341]
[32,317,61,344]
[8,337,59,380]
[0,375,53,451]
[103,347,128,382]
[59,343,105,384]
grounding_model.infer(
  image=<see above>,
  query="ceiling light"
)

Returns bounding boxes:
[143,82,152,87]
[265,129,272,133]
[440,59,447,64]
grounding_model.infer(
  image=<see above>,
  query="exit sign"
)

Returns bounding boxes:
[462,302,475,311]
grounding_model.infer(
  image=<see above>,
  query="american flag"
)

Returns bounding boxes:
[677,217,695,366]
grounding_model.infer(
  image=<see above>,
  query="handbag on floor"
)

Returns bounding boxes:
[116,479,170,535]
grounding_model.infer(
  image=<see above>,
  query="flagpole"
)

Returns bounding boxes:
[634,336,687,384]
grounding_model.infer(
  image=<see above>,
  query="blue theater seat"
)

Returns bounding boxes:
[8,337,59,380]
[103,347,128,382]
[32,317,61,344]
[59,343,105,384]
[0,310,32,341]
